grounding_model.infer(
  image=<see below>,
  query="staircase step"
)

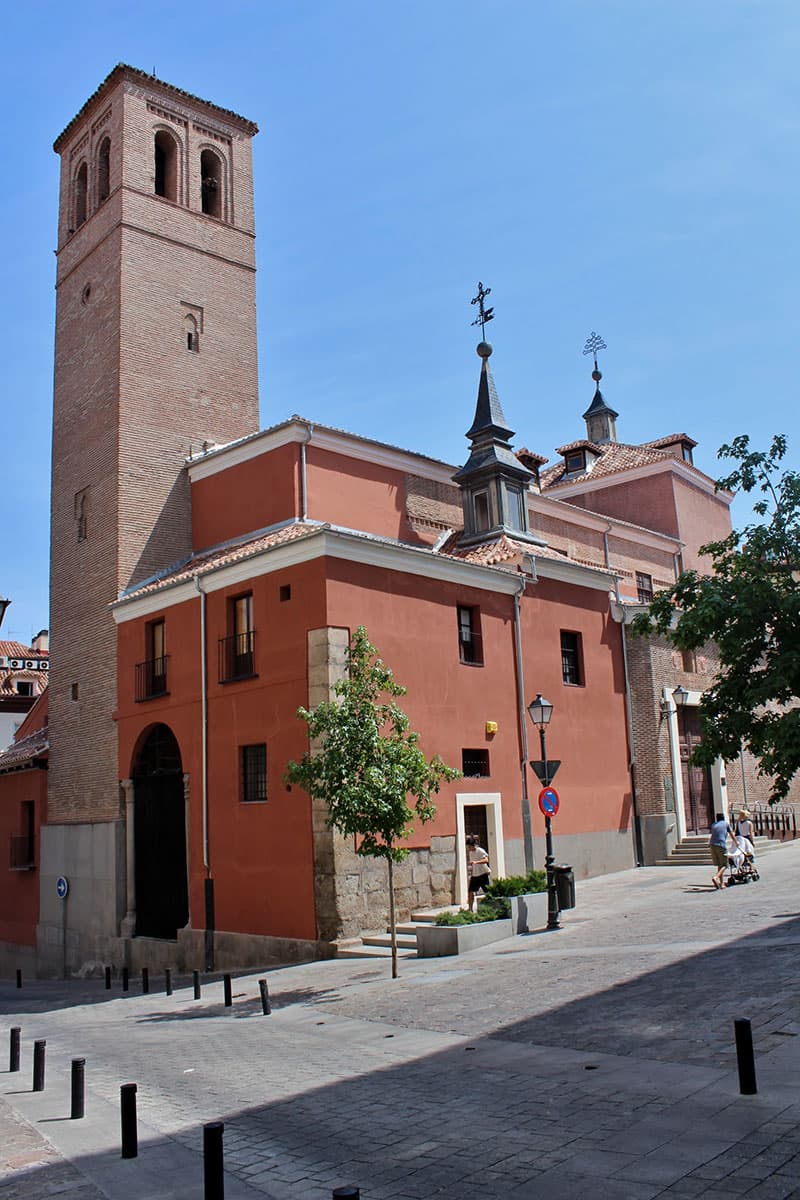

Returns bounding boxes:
[336,943,417,959]
[362,933,418,949]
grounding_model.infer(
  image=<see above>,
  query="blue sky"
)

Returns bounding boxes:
[3,1,798,642]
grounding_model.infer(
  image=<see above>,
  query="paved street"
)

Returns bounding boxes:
[2,843,800,1199]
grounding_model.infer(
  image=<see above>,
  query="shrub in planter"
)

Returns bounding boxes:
[435,896,510,925]
[484,870,546,899]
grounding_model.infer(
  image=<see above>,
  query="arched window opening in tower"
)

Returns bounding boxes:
[74,161,88,228]
[154,130,178,201]
[185,313,199,352]
[200,148,223,218]
[97,137,110,205]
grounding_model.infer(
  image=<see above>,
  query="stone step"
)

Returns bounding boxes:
[362,932,418,949]
[335,943,417,959]
[655,834,786,867]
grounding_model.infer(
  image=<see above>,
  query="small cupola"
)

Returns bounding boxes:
[581,331,618,444]
[453,287,546,549]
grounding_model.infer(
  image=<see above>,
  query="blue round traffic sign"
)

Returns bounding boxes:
[538,787,560,817]
[56,876,69,899]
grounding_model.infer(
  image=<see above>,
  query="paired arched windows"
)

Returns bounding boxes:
[152,131,228,220]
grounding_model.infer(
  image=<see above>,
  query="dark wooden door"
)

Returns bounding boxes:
[464,805,489,849]
[133,724,188,940]
[679,708,714,833]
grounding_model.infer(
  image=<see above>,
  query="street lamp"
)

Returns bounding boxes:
[672,685,690,708]
[527,694,561,931]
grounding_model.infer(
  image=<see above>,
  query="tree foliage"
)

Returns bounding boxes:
[285,626,460,975]
[632,435,800,800]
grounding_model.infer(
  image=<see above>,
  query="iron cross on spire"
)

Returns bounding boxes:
[471,281,495,339]
[582,331,607,371]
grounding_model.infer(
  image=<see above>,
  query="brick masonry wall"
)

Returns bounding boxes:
[49,74,260,827]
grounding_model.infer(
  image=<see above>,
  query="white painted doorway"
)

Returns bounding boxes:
[455,792,506,908]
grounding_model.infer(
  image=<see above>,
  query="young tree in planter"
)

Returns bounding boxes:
[286,626,461,978]
[633,435,800,800]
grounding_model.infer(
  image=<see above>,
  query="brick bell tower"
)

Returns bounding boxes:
[42,66,260,971]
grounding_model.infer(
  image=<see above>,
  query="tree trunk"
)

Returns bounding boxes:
[387,856,398,980]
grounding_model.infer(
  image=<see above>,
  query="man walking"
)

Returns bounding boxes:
[709,812,736,890]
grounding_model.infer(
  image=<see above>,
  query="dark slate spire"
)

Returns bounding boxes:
[453,340,544,547]
[581,331,618,443]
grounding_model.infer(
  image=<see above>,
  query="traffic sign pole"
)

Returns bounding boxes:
[535,727,561,931]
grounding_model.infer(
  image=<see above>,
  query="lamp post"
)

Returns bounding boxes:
[527,694,560,931]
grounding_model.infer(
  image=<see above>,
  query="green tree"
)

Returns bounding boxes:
[633,435,800,800]
[286,626,461,978]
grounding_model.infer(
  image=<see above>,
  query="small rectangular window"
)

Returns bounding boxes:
[457,606,483,666]
[636,572,654,604]
[241,744,267,803]
[462,748,490,777]
[280,584,291,602]
[219,593,255,681]
[561,631,583,686]
[474,491,490,531]
[681,648,696,673]
[71,682,79,701]
[565,452,585,474]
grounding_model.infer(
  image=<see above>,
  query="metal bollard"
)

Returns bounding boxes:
[223,974,232,1007]
[142,967,149,994]
[203,1121,225,1200]
[104,966,112,990]
[165,967,172,996]
[332,1188,360,1199]
[33,1039,46,1092]
[16,969,22,989]
[122,967,129,993]
[258,978,271,1015]
[193,970,201,1000]
[71,1058,85,1119]
[9,1026,20,1072]
[120,1083,138,1158]
[735,1018,758,1094]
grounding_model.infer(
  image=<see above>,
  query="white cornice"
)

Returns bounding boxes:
[529,492,682,553]
[111,525,614,623]
[186,420,458,486]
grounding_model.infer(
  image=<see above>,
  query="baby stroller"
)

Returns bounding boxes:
[726,839,760,886]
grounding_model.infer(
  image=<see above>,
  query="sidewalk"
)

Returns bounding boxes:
[2,844,800,1199]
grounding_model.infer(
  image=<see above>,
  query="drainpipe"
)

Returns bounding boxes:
[299,421,314,521]
[605,525,644,867]
[513,557,537,872]
[194,575,209,873]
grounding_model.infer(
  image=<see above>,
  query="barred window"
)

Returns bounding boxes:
[241,744,267,803]
[462,749,490,778]
[561,631,583,686]
[457,606,483,665]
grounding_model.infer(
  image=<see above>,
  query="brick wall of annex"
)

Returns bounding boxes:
[49,74,260,825]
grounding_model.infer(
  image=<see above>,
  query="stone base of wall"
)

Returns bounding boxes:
[0,940,37,981]
[639,812,679,864]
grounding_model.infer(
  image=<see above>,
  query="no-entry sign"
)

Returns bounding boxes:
[538,787,560,817]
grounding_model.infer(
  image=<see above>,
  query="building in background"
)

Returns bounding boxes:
[0,631,49,751]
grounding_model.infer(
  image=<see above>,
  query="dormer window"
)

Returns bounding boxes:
[565,451,585,475]
[474,491,491,532]
[682,444,693,465]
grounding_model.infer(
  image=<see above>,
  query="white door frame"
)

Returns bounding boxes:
[455,792,506,908]
[665,687,729,839]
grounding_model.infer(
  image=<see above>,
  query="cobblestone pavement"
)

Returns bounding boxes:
[2,844,800,1199]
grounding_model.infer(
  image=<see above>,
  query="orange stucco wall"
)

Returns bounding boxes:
[672,477,732,573]
[190,442,299,550]
[305,445,424,543]
[116,557,329,942]
[0,766,47,946]
[570,471,680,539]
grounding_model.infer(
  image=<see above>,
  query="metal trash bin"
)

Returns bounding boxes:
[554,864,575,910]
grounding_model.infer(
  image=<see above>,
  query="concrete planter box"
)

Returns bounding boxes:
[509,892,548,934]
[416,918,513,957]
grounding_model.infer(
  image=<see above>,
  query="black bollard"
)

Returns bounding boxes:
[223,974,232,1007]
[71,1058,85,1119]
[142,967,149,994]
[332,1188,360,1199]
[122,967,129,993]
[9,1026,20,1072]
[32,1039,46,1092]
[104,966,111,990]
[165,968,172,996]
[120,1083,138,1158]
[258,978,271,1015]
[193,970,201,1000]
[203,1121,225,1200]
[16,969,22,989]
[735,1018,758,1094]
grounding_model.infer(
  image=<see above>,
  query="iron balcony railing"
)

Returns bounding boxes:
[218,631,256,682]
[751,803,797,840]
[9,834,34,870]
[134,655,169,702]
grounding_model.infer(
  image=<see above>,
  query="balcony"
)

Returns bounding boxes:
[135,655,169,702]
[218,631,256,683]
[9,835,34,871]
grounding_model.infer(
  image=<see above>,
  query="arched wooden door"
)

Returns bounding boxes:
[132,724,188,939]
[678,707,714,834]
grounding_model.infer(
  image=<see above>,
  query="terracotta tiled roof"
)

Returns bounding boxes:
[644,433,697,450]
[541,440,679,490]
[0,641,48,659]
[516,448,549,467]
[442,532,571,568]
[0,725,49,772]
[554,439,604,456]
[118,522,324,602]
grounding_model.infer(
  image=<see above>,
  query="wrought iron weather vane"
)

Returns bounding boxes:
[582,331,607,372]
[471,282,495,340]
